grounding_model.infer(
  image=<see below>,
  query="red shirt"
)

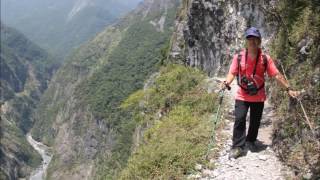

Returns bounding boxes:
[229,49,279,102]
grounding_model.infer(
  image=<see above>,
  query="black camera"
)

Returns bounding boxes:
[241,76,258,95]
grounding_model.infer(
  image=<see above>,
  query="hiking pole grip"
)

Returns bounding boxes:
[226,84,231,91]
[223,81,231,91]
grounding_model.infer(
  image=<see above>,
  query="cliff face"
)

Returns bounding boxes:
[169,0,278,76]
[0,24,55,180]
[31,0,180,179]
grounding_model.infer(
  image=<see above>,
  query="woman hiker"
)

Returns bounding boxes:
[220,27,300,159]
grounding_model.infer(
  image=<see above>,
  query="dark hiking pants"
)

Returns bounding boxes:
[232,100,264,148]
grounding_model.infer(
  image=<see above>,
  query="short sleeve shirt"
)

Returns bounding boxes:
[228,49,279,102]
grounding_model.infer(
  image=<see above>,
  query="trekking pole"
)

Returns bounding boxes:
[205,84,231,159]
[297,97,316,136]
[279,62,314,133]
[297,97,320,147]
[279,61,319,147]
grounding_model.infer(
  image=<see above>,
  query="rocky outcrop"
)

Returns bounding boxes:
[169,0,278,76]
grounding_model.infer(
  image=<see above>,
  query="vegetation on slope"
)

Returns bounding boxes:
[0,24,56,179]
[86,8,179,179]
[31,2,181,179]
[118,64,218,179]
[77,12,174,120]
[268,0,320,178]
[31,26,124,145]
[0,24,57,97]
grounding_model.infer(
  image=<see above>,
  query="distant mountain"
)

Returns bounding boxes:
[1,0,142,59]
[0,24,56,180]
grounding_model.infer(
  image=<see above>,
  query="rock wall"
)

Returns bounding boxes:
[169,0,278,76]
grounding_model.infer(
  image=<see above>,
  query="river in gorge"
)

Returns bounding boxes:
[26,133,52,180]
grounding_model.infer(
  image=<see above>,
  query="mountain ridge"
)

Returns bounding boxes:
[1,0,142,59]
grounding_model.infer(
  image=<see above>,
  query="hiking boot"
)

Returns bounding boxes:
[229,147,244,159]
[246,141,259,152]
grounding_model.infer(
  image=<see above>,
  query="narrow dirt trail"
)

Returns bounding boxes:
[189,78,294,180]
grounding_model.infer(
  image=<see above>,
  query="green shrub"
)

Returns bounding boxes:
[118,64,217,179]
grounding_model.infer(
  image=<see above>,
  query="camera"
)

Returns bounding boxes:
[241,76,258,95]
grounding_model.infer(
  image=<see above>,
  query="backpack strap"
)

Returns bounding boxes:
[237,54,242,77]
[236,54,247,90]
[262,54,268,73]
[254,54,268,91]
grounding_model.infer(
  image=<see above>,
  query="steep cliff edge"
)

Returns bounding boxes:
[0,24,56,180]
[118,64,218,179]
[31,0,180,179]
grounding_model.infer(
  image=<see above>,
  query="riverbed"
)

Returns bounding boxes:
[26,133,52,180]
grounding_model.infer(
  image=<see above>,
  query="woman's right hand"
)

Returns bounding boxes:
[220,82,227,90]
[220,74,235,91]
[220,81,231,91]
